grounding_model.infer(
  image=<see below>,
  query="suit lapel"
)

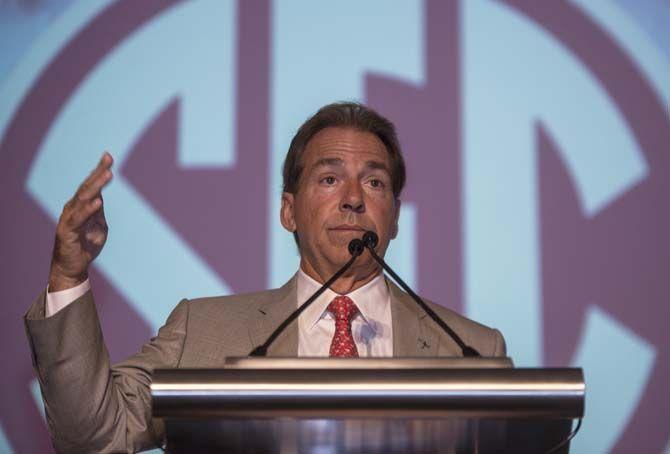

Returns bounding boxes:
[248,276,299,357]
[248,275,438,358]
[388,279,437,357]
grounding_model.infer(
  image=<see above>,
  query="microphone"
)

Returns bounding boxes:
[249,238,365,356]
[362,231,481,357]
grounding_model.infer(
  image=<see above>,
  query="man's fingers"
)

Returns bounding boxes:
[67,197,104,229]
[79,152,114,195]
[75,169,113,207]
[88,151,113,177]
[60,152,112,231]
[93,198,107,227]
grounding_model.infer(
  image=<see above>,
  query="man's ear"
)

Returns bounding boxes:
[280,192,297,232]
[391,198,401,239]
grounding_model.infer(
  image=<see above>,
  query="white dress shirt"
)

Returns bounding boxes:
[296,269,393,357]
[45,270,394,356]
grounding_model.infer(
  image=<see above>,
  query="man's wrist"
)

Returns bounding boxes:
[48,267,88,293]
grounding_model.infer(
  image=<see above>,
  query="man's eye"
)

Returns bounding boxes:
[322,176,337,185]
[369,179,384,188]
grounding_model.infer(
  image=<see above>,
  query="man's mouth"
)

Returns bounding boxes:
[329,225,366,232]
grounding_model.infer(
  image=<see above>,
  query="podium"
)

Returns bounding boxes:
[152,358,584,453]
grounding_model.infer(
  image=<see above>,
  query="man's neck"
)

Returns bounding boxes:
[299,259,381,295]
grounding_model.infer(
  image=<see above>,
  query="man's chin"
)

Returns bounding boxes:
[328,247,376,269]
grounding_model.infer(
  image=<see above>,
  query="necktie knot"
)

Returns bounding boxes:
[327,295,359,322]
[327,295,359,357]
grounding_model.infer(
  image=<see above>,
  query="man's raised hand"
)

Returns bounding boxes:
[49,152,113,292]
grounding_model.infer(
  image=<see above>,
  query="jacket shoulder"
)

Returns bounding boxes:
[422,298,507,357]
[180,285,286,328]
[186,287,282,310]
[386,277,506,357]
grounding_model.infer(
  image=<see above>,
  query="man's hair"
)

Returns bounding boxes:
[282,101,406,198]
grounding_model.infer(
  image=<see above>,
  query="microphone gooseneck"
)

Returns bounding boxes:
[362,231,481,357]
[249,238,365,357]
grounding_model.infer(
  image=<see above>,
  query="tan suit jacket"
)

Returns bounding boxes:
[25,276,505,453]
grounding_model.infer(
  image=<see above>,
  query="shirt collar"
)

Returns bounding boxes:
[296,268,390,331]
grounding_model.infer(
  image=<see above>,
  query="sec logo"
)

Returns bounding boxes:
[0,1,667,452]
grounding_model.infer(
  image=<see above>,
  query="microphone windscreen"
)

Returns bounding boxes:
[348,238,364,256]
[363,231,378,249]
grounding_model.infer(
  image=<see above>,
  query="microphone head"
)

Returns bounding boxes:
[362,231,378,250]
[348,238,364,257]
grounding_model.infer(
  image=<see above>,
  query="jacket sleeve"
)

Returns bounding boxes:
[24,289,189,453]
[491,328,507,357]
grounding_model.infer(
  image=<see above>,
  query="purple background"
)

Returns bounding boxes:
[1,0,668,452]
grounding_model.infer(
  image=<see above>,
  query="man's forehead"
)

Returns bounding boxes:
[312,157,390,173]
[302,127,390,166]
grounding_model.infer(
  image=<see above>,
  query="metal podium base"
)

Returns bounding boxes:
[164,418,572,453]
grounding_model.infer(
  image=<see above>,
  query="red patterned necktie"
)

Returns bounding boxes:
[327,295,360,357]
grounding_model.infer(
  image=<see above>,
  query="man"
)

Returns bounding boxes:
[25,102,506,452]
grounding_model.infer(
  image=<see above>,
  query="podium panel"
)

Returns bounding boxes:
[162,417,573,453]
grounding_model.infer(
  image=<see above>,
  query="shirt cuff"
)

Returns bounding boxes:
[45,279,91,317]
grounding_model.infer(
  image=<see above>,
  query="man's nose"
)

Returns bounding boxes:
[340,182,365,213]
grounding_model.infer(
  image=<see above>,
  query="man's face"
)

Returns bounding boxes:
[281,127,400,278]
